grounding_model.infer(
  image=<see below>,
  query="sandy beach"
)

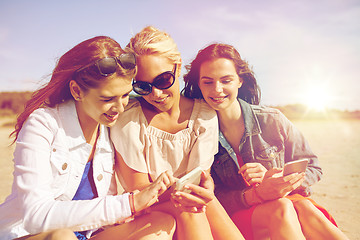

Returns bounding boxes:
[0,117,358,239]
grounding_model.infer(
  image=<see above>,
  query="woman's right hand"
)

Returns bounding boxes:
[170,171,215,213]
[255,168,305,201]
[133,171,175,213]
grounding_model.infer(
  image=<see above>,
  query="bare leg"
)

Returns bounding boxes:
[293,199,349,240]
[205,198,245,240]
[175,211,213,240]
[15,229,77,240]
[150,201,213,240]
[92,211,175,240]
[252,198,306,240]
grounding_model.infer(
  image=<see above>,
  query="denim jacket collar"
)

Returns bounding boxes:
[218,98,261,168]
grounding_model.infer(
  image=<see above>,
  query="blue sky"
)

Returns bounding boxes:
[0,0,359,110]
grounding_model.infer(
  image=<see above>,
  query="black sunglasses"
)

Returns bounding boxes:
[132,64,177,95]
[75,52,136,77]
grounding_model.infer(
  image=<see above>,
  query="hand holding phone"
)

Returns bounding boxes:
[175,167,202,192]
[283,159,308,176]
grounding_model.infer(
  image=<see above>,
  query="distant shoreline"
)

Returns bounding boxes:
[1,91,359,121]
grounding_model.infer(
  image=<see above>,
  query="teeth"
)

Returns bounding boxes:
[212,97,225,101]
[155,98,166,103]
[105,113,117,118]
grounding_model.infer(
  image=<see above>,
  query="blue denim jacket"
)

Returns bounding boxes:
[211,99,322,213]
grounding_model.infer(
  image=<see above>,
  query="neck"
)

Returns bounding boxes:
[217,99,242,132]
[75,102,100,145]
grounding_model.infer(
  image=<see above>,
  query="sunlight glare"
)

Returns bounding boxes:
[304,86,332,112]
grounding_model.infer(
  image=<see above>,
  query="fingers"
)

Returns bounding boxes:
[172,191,207,205]
[239,162,260,174]
[199,171,215,191]
[171,196,206,213]
[283,172,305,191]
[239,163,267,184]
[171,191,208,213]
[154,171,176,195]
[264,168,283,178]
[183,183,214,202]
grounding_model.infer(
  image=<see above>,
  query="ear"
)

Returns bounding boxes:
[69,80,83,101]
[237,77,244,89]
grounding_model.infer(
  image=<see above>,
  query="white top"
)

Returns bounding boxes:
[111,98,218,180]
[0,100,131,240]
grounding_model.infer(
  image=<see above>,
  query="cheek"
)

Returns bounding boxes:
[199,84,211,95]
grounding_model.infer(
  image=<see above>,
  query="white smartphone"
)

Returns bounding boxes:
[175,167,202,192]
[283,159,308,176]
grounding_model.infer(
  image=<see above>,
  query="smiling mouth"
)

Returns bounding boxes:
[210,96,227,103]
[104,113,118,121]
[154,96,168,104]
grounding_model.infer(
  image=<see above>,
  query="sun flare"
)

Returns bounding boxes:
[304,85,332,112]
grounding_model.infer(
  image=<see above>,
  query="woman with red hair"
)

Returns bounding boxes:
[0,36,176,240]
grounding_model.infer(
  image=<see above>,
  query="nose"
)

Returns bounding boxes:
[113,97,127,113]
[151,87,163,97]
[215,81,223,92]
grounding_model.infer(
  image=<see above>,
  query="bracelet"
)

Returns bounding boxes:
[240,188,251,209]
[129,192,136,215]
[253,185,266,203]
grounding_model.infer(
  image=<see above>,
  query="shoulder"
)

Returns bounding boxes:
[249,103,293,133]
[251,104,288,121]
[194,99,217,121]
[17,104,65,144]
[251,104,282,115]
[111,98,143,137]
[191,99,218,132]
[116,98,142,124]
[26,105,60,129]
[124,97,142,111]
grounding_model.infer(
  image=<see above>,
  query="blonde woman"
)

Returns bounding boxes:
[111,26,244,240]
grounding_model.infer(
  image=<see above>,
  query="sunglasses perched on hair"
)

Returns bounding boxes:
[75,52,136,77]
[132,64,177,95]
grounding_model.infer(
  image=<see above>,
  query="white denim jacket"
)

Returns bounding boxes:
[0,100,131,240]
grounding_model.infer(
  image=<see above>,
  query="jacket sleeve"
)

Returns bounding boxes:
[13,109,132,234]
[278,111,322,196]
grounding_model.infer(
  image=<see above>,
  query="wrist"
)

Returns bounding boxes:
[244,187,263,206]
[129,192,136,215]
[253,185,266,203]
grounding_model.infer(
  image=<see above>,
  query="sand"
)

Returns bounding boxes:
[0,118,358,239]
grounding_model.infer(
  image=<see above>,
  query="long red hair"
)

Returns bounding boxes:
[11,36,135,141]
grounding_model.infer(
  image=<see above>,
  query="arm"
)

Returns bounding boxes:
[187,100,218,172]
[15,110,132,234]
[279,111,322,195]
[115,150,151,192]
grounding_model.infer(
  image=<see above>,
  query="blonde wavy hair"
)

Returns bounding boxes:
[127,26,181,77]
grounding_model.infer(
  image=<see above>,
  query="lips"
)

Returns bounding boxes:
[210,96,227,103]
[153,96,168,104]
[104,112,119,121]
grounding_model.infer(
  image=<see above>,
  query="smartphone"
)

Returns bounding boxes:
[175,167,202,192]
[283,159,308,176]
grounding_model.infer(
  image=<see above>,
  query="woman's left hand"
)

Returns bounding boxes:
[239,162,267,185]
[171,171,215,213]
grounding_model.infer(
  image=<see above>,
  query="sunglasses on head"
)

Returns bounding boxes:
[75,52,136,77]
[132,64,177,95]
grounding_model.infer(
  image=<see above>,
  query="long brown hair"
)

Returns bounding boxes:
[182,43,261,105]
[11,36,135,141]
